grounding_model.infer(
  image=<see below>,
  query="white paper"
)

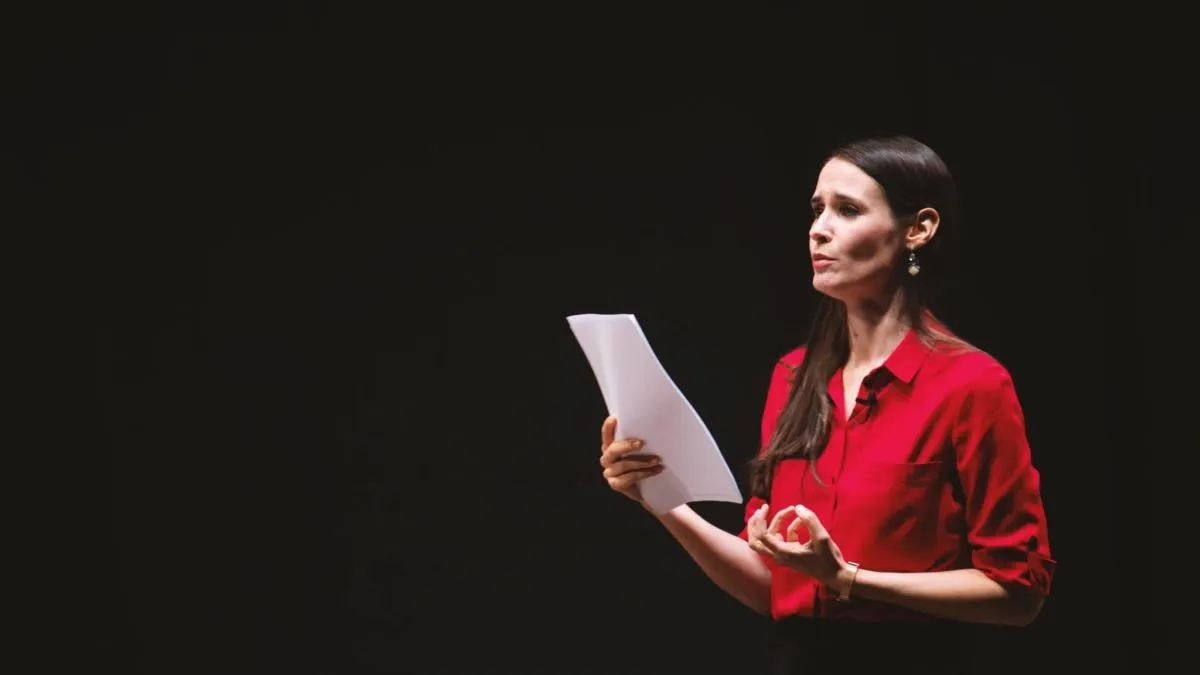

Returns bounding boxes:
[567,313,743,514]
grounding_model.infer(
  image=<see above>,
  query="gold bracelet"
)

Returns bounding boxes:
[837,562,860,602]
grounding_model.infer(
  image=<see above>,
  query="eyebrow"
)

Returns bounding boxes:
[810,191,862,207]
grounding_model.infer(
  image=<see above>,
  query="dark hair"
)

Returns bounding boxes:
[747,136,974,498]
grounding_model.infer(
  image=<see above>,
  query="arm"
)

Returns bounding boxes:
[650,503,772,615]
[831,566,1043,626]
[600,415,772,616]
[837,364,1054,627]
[641,352,800,617]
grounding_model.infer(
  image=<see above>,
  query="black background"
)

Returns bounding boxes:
[13,4,1143,673]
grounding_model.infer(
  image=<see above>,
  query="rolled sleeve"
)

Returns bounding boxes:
[953,364,1057,596]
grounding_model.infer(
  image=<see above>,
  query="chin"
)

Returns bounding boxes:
[813,273,880,303]
[812,277,847,300]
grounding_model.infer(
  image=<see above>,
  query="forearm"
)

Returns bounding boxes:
[651,504,772,615]
[835,566,1043,627]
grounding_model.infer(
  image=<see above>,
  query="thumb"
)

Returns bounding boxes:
[601,416,617,448]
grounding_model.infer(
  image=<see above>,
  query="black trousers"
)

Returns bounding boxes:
[766,616,983,675]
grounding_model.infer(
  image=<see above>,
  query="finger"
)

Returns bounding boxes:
[607,466,664,491]
[748,503,767,525]
[603,455,662,477]
[791,505,829,542]
[600,416,617,449]
[607,466,665,491]
[747,504,768,534]
[750,542,773,560]
[767,505,796,536]
[786,516,806,542]
[759,530,788,554]
[748,537,777,560]
[600,438,647,466]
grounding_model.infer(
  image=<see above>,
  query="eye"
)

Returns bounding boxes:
[839,204,860,217]
[811,204,824,218]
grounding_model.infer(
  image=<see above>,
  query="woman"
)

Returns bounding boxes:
[598,136,1055,673]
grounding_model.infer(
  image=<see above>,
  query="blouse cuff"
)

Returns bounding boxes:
[974,547,1057,596]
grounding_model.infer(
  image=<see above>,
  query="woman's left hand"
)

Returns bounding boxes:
[747,504,850,589]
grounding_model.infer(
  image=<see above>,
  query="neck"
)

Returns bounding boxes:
[843,288,913,371]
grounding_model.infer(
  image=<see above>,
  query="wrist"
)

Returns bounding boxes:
[648,502,687,523]
[832,562,861,600]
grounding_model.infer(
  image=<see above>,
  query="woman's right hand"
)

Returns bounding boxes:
[599,416,664,504]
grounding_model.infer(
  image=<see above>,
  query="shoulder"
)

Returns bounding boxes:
[926,346,1023,418]
[932,347,1011,384]
[778,345,808,369]
[758,345,806,430]
[767,345,807,383]
[760,345,806,401]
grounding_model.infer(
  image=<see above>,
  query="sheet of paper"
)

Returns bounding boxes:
[567,313,743,514]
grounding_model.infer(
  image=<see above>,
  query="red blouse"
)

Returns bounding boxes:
[738,328,1056,621]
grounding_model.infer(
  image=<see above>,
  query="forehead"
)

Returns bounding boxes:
[812,157,884,203]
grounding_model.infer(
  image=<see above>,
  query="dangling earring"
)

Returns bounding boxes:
[907,249,921,276]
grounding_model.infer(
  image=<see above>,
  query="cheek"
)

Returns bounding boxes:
[841,229,892,262]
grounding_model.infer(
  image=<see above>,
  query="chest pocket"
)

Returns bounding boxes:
[861,460,944,488]
[847,460,949,567]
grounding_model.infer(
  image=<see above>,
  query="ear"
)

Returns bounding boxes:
[905,207,940,251]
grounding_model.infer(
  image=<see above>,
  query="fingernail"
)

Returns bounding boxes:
[632,440,642,449]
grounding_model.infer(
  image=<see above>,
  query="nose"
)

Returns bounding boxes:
[809,212,832,244]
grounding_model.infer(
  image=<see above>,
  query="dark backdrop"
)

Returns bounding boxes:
[17,4,1137,674]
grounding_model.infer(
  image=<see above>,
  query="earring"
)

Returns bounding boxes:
[907,249,920,276]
